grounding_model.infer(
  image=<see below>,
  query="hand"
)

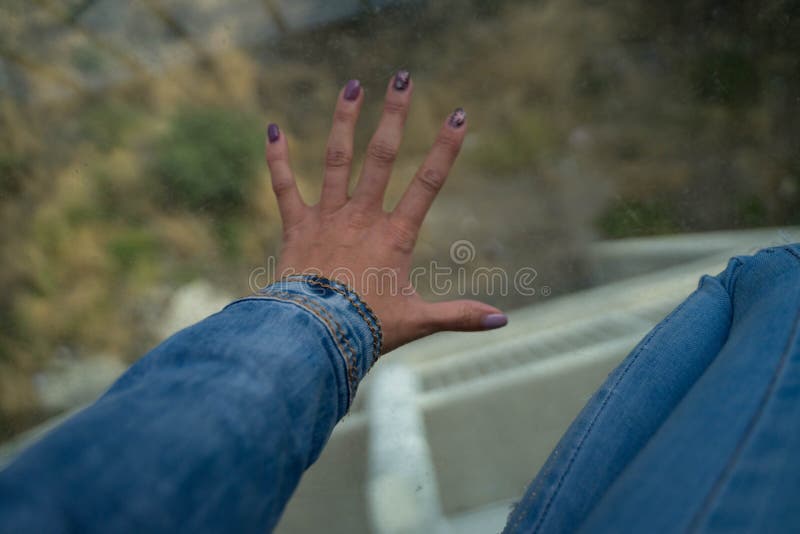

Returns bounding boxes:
[265,72,507,354]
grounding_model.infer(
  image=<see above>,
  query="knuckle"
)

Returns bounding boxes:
[266,151,286,165]
[346,208,373,231]
[333,108,356,124]
[282,222,304,242]
[325,146,352,169]
[416,167,446,194]
[435,133,462,156]
[271,178,294,196]
[367,140,398,166]
[387,220,417,253]
[319,211,337,227]
[383,99,407,116]
[458,304,476,328]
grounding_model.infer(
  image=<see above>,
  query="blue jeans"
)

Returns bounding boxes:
[505,244,800,533]
[1,247,799,533]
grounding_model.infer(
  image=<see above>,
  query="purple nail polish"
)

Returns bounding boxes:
[393,70,410,91]
[344,79,361,101]
[448,107,466,128]
[267,123,280,143]
[481,313,508,330]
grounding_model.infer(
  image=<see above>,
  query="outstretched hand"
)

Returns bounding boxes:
[265,71,507,354]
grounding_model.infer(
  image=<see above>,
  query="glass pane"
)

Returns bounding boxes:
[1,0,798,531]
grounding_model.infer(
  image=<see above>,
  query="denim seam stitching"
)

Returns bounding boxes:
[720,257,743,293]
[266,290,361,398]
[226,294,357,406]
[286,275,383,358]
[232,279,369,396]
[688,253,800,531]
[278,291,361,399]
[512,293,698,534]
[283,275,383,362]
[781,244,800,262]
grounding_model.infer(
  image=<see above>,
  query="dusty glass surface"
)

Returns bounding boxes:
[0,0,798,464]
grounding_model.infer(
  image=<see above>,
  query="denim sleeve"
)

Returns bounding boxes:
[0,275,382,534]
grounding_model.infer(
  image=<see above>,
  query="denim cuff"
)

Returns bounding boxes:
[237,275,382,407]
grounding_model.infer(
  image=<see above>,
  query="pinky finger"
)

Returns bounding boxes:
[265,123,306,230]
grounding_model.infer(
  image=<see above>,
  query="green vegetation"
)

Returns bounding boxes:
[736,195,769,228]
[79,101,142,152]
[0,153,28,196]
[71,45,107,77]
[469,109,555,175]
[152,108,263,214]
[690,49,760,107]
[598,199,681,238]
[107,229,162,271]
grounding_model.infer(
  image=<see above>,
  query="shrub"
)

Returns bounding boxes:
[0,152,29,197]
[690,49,760,107]
[469,109,554,175]
[152,108,262,215]
[80,101,141,152]
[107,229,160,271]
[597,198,680,238]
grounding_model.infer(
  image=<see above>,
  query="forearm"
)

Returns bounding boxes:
[0,277,381,533]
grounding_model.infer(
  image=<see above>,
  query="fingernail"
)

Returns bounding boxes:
[448,107,466,128]
[481,313,508,330]
[344,79,361,101]
[393,70,410,91]
[267,123,280,143]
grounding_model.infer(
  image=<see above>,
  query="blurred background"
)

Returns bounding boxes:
[0,0,799,529]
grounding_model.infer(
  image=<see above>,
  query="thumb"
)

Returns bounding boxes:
[422,299,508,333]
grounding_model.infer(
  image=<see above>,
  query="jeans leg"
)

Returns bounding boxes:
[503,256,741,534]
[579,246,800,533]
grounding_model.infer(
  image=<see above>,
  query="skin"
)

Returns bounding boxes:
[265,73,507,354]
